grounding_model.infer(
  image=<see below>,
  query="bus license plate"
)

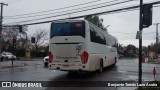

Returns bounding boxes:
[63,64,70,67]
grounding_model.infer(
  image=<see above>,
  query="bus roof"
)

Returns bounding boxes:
[51,19,85,23]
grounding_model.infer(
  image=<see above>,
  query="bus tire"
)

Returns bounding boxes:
[99,59,103,73]
[44,62,48,67]
[113,57,117,66]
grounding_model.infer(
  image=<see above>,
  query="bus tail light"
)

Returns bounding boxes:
[81,51,89,64]
[48,51,53,63]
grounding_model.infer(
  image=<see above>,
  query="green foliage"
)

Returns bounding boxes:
[148,43,160,53]
[126,44,136,52]
[84,15,107,31]
[124,44,137,57]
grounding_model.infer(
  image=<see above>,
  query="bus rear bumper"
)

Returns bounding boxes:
[49,64,91,72]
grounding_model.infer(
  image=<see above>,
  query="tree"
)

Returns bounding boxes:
[84,15,107,31]
[124,44,137,57]
[32,29,49,56]
[148,42,160,54]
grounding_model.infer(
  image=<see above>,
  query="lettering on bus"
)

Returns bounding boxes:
[56,56,78,60]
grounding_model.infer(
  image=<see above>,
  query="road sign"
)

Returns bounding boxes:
[136,31,142,39]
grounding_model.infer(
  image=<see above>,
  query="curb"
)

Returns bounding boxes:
[18,58,43,61]
[0,62,28,69]
[0,65,24,69]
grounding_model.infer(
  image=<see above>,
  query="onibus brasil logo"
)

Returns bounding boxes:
[1,82,42,87]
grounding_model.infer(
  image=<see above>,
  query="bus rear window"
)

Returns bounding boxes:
[50,22,85,38]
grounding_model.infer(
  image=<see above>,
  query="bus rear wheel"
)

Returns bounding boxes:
[99,60,103,73]
[113,57,117,66]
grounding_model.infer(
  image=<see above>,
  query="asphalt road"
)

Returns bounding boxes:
[0,58,160,90]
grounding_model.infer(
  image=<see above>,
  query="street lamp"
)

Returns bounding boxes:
[106,25,110,27]
[105,25,110,33]
[153,23,159,60]
[25,32,27,50]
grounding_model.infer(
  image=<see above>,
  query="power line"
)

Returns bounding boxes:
[4,0,15,3]
[7,7,137,25]
[5,0,160,26]
[109,32,156,34]
[104,1,159,14]
[6,0,138,24]
[5,0,23,4]
[4,0,120,19]
[4,0,105,18]
[10,0,160,19]
[22,1,160,26]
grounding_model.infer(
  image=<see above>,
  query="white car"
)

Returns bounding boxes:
[1,52,17,60]
[43,56,49,67]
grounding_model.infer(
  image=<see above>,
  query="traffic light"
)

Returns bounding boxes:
[148,45,151,50]
[142,4,153,28]
[31,37,35,43]
[19,25,23,32]
[13,36,17,44]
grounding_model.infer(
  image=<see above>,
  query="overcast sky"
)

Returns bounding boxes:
[1,0,160,47]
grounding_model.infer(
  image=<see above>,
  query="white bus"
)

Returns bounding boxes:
[48,19,118,72]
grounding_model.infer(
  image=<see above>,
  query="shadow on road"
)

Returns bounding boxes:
[49,65,118,81]
[45,65,119,90]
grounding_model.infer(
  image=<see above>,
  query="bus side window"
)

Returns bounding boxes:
[90,28,106,45]
[105,35,111,46]
[101,34,106,45]
[90,27,100,44]
[113,38,118,48]
[90,27,97,43]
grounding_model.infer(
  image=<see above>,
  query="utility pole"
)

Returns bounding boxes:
[139,0,143,85]
[154,23,159,60]
[138,1,152,85]
[0,2,8,61]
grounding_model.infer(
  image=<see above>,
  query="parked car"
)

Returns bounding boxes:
[43,56,49,67]
[0,52,17,60]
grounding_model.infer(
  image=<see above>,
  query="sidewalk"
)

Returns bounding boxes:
[18,57,43,61]
[0,60,27,69]
[0,57,43,69]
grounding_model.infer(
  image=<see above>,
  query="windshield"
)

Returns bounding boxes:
[2,52,13,55]
[7,53,12,55]
[50,22,85,38]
